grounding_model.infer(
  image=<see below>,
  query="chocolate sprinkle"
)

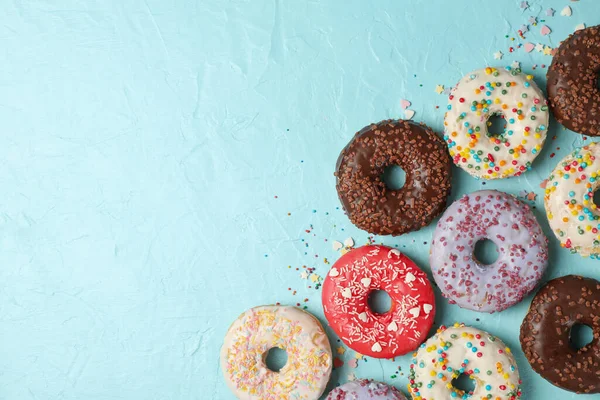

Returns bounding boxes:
[547,25,600,136]
[334,119,452,236]
[520,275,600,394]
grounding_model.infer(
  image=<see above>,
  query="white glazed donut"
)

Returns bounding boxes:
[545,142,600,257]
[408,323,521,400]
[220,305,332,400]
[444,66,549,179]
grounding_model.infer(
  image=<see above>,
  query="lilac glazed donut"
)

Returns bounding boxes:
[429,190,548,313]
[326,379,407,400]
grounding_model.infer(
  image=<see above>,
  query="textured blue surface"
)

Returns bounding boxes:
[1,1,599,399]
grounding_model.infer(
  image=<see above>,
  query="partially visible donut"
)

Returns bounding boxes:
[545,140,600,257]
[220,305,332,400]
[430,190,548,313]
[326,379,407,400]
[322,245,435,358]
[444,66,549,179]
[409,323,522,400]
[520,275,600,394]
[547,25,600,136]
[335,119,452,236]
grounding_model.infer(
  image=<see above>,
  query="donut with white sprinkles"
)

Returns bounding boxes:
[322,245,435,358]
[430,190,548,313]
[444,66,549,179]
[409,323,522,400]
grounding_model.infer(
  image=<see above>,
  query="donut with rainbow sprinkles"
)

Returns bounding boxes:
[444,66,549,179]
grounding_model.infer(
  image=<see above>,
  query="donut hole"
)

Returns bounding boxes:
[367,289,392,314]
[451,373,476,395]
[264,347,288,372]
[473,239,499,265]
[381,165,406,190]
[593,189,600,208]
[569,323,594,351]
[486,113,507,137]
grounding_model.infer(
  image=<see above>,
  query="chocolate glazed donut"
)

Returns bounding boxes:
[520,275,600,394]
[547,25,600,136]
[335,119,452,236]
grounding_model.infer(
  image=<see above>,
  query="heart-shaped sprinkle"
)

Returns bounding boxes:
[371,342,382,352]
[524,42,535,53]
[329,267,339,277]
[343,237,354,248]
[360,278,371,287]
[423,304,433,314]
[560,6,572,16]
[341,288,352,298]
[540,25,551,35]
[332,240,343,251]
[405,109,415,120]
[409,306,420,318]
[575,23,585,31]
[358,312,368,322]
[387,321,398,331]
[388,249,401,258]
[405,272,416,283]
[400,99,411,110]
[348,359,358,368]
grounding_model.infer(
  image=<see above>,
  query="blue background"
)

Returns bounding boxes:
[1,0,599,399]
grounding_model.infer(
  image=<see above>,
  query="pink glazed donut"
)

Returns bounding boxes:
[326,379,407,400]
[430,190,548,313]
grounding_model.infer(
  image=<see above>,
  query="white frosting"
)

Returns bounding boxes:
[409,324,521,400]
[444,66,549,179]
[220,305,332,400]
[545,142,600,257]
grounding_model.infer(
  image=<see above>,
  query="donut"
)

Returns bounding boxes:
[335,119,452,236]
[409,323,522,400]
[547,25,600,136]
[430,190,548,313]
[220,305,332,400]
[326,379,407,400]
[444,66,549,179]
[322,245,435,358]
[545,142,600,257]
[520,275,600,394]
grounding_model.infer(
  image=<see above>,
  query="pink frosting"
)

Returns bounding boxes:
[430,190,548,313]
[326,379,407,400]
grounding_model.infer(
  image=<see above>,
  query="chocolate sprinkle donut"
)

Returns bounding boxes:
[547,25,600,136]
[335,119,452,236]
[520,275,600,394]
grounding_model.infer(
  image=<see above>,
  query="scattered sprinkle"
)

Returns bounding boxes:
[535,43,545,52]
[435,85,445,94]
[511,61,521,69]
[400,99,411,110]
[348,358,358,368]
[520,1,529,10]
[546,8,555,17]
[560,6,572,16]
[575,23,585,31]
[493,51,504,60]
[540,25,552,36]
[524,42,535,52]
[528,16,537,25]
[336,346,346,355]
[405,109,415,120]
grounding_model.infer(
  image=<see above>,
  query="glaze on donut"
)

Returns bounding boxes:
[520,275,600,394]
[547,25,600,136]
[409,323,522,400]
[221,305,332,400]
[335,119,452,236]
[545,142,600,257]
[430,190,548,313]
[444,66,549,179]
[322,245,435,358]
[326,379,407,400]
